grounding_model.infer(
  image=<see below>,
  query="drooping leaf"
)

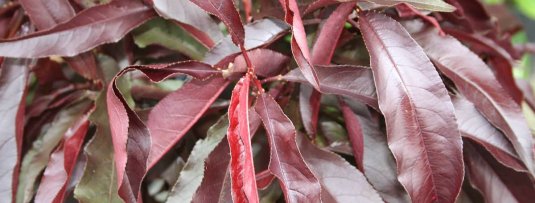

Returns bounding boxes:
[74,92,123,203]
[464,141,535,203]
[358,109,410,203]
[147,77,229,168]
[190,139,232,203]
[342,0,455,12]
[296,133,384,202]
[132,18,208,60]
[189,0,245,46]
[227,76,259,203]
[280,0,321,89]
[283,65,378,109]
[153,0,223,47]
[0,59,30,203]
[359,12,464,203]
[166,116,228,203]
[444,28,523,103]
[412,28,533,171]
[300,2,355,138]
[16,100,91,203]
[254,92,321,203]
[0,0,155,58]
[34,108,92,203]
[451,96,526,172]
[339,99,364,172]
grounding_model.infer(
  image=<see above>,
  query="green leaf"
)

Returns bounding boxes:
[16,100,91,203]
[515,0,535,20]
[74,92,123,203]
[133,18,208,60]
[166,116,228,203]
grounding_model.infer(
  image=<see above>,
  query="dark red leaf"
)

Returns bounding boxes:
[153,0,223,47]
[147,77,229,168]
[191,139,232,203]
[299,85,321,137]
[107,78,151,203]
[0,59,29,202]
[359,12,463,203]
[464,141,535,203]
[227,75,259,203]
[413,28,533,171]
[451,96,526,172]
[444,28,523,103]
[255,170,275,190]
[224,48,290,80]
[0,0,155,58]
[254,92,321,202]
[35,110,91,203]
[189,0,245,47]
[19,0,75,30]
[339,98,364,172]
[303,0,339,15]
[283,65,378,109]
[296,133,383,202]
[279,0,321,89]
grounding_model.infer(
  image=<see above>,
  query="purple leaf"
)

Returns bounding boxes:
[0,0,155,58]
[254,92,321,203]
[413,28,533,172]
[359,12,464,203]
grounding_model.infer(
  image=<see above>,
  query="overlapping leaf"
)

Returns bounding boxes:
[0,59,30,203]
[284,65,378,109]
[0,0,155,58]
[166,117,228,202]
[359,12,463,203]
[452,96,526,172]
[297,133,384,202]
[189,0,245,46]
[413,28,533,171]
[254,93,321,202]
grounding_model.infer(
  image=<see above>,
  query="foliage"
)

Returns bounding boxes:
[0,0,534,202]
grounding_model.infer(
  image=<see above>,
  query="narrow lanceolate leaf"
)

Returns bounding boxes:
[191,139,232,203]
[19,0,75,30]
[166,116,228,203]
[452,96,526,172]
[153,0,223,47]
[107,78,151,203]
[254,93,321,203]
[106,60,221,202]
[339,99,365,172]
[283,65,378,109]
[413,28,534,172]
[297,133,384,202]
[280,0,321,89]
[35,110,91,203]
[0,0,155,58]
[74,93,123,203]
[340,0,455,12]
[0,59,29,203]
[147,77,229,168]
[359,111,410,203]
[464,142,535,203]
[227,76,259,203]
[359,12,463,203]
[189,0,245,46]
[17,101,91,203]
